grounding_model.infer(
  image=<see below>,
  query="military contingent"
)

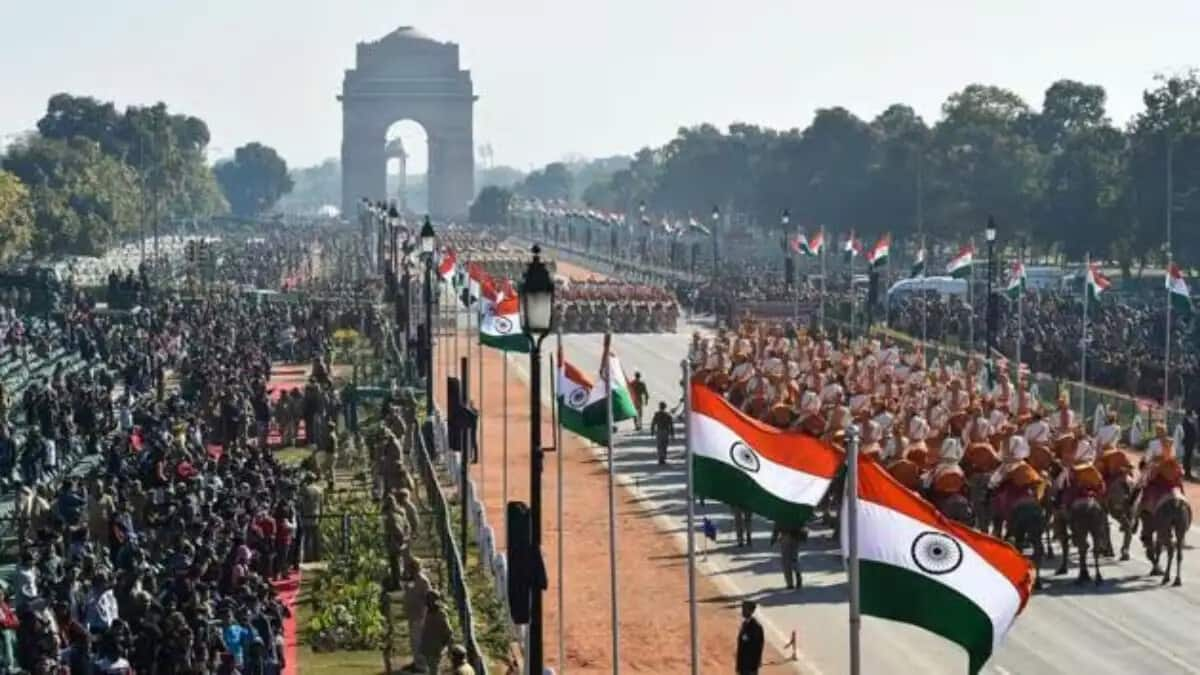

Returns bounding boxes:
[557,280,679,334]
[689,316,1190,587]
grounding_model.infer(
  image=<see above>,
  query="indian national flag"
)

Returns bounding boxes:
[1167,262,1192,318]
[582,335,637,425]
[911,247,926,278]
[947,244,975,279]
[1086,261,1110,302]
[843,232,863,262]
[843,459,1032,674]
[866,233,891,268]
[437,247,457,282]
[689,383,841,526]
[1004,261,1026,300]
[480,295,529,353]
[557,356,610,446]
[803,230,824,256]
[789,233,808,255]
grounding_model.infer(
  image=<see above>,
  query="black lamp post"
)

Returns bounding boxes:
[421,216,436,417]
[985,217,997,355]
[711,205,721,275]
[519,246,555,675]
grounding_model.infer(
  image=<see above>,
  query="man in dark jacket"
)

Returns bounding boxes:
[736,600,764,674]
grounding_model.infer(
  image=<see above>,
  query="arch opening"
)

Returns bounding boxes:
[385,120,428,216]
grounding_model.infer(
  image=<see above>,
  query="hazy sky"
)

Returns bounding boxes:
[3,0,1199,175]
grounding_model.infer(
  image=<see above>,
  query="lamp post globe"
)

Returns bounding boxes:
[519,246,555,338]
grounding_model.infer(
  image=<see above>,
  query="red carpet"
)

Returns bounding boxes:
[273,569,302,675]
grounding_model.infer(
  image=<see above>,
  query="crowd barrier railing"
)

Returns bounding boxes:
[414,414,489,675]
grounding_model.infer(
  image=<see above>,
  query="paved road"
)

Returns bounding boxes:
[495,322,1200,675]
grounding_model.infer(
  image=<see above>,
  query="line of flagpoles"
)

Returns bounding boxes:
[433,230,1191,674]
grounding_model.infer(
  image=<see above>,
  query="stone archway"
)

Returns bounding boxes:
[339,26,475,219]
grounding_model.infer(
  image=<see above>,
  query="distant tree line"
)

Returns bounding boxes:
[0,93,292,261]
[508,74,1200,274]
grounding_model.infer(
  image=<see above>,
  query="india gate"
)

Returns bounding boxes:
[339,26,475,218]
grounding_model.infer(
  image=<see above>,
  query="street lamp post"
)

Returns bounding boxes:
[639,200,648,263]
[519,246,555,675]
[985,217,997,356]
[421,216,436,418]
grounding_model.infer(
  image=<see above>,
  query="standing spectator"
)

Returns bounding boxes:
[0,583,18,673]
[1184,409,1199,479]
[736,600,764,675]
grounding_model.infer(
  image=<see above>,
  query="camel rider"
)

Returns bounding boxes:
[1139,423,1185,517]
[926,438,967,503]
[1024,410,1053,471]
[962,404,992,447]
[1050,392,1077,438]
[1096,411,1121,450]
[989,435,1043,528]
[860,420,883,461]
[1056,438,1105,505]
[906,411,931,465]
[883,421,908,463]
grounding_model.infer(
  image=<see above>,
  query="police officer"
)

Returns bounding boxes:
[771,522,806,590]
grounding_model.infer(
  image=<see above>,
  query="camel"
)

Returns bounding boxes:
[1102,476,1136,561]
[1059,496,1107,586]
[1147,491,1191,586]
[1007,498,1047,591]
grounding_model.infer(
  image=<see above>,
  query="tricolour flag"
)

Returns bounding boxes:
[689,383,841,526]
[843,232,863,262]
[866,234,891,268]
[911,247,926,278]
[557,356,610,446]
[480,295,529,353]
[803,230,825,256]
[582,335,637,425]
[789,233,808,255]
[1086,261,1110,302]
[438,247,457,282]
[1004,261,1026,300]
[843,459,1032,674]
[1167,262,1192,318]
[947,244,975,279]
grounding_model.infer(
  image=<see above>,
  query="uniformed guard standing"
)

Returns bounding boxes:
[771,522,806,590]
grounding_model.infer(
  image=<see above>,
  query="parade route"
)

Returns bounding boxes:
[517,326,1200,675]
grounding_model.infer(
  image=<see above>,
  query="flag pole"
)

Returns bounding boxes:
[920,236,928,369]
[1165,255,1173,411]
[848,236,856,339]
[503,345,510,536]
[1080,253,1090,421]
[820,226,827,332]
[682,358,698,675]
[967,238,975,356]
[845,423,862,675]
[603,330,621,673]
[554,322,566,672]
[478,297,485,504]
[1016,243,1023,374]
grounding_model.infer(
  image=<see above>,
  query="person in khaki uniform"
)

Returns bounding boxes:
[404,559,432,660]
[771,522,806,590]
[383,494,407,590]
[298,475,324,562]
[397,489,420,537]
[417,591,453,674]
[449,645,475,675]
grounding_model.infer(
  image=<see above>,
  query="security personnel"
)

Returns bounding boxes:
[737,600,765,675]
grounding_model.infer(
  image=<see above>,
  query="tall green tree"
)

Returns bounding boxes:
[214,142,294,217]
[0,170,34,262]
[3,137,141,256]
[928,84,1045,241]
[518,162,573,202]
[469,186,513,225]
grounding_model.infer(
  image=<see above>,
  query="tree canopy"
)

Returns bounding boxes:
[214,143,294,217]
[469,186,513,225]
[0,170,34,263]
[566,73,1200,271]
